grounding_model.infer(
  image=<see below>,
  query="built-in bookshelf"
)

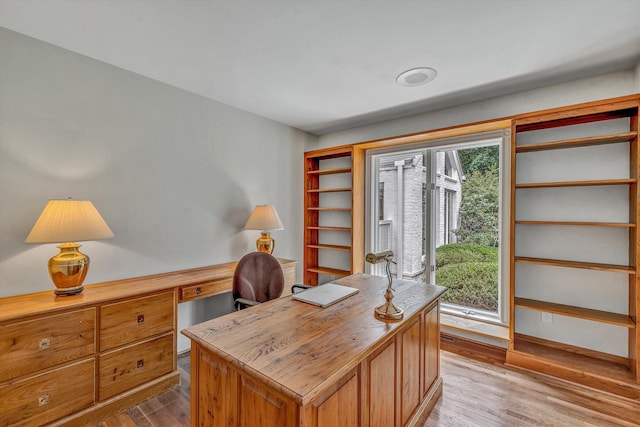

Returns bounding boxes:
[507,95,640,399]
[304,145,355,285]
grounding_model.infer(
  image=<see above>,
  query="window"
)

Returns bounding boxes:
[366,132,509,325]
[443,189,456,245]
[378,182,384,220]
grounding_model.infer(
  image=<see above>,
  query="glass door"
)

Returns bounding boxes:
[368,139,504,323]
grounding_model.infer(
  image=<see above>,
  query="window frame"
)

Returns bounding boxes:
[364,130,511,326]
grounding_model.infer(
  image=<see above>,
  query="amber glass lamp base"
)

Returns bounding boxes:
[48,242,89,296]
[256,231,275,254]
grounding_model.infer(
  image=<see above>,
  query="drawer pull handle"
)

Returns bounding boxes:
[38,393,50,406]
[137,314,145,324]
[137,359,144,368]
[39,337,51,350]
[196,287,202,295]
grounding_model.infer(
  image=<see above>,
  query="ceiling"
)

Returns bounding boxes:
[1,0,639,135]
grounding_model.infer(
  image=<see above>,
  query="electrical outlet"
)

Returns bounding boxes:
[541,312,553,324]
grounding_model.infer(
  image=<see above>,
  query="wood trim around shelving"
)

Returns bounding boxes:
[306,226,352,232]
[514,256,635,274]
[509,334,637,387]
[515,131,637,152]
[305,266,351,277]
[515,220,636,228]
[306,207,352,211]
[306,167,352,176]
[306,187,352,193]
[351,146,365,275]
[514,297,635,328]
[515,178,636,189]
[303,145,354,286]
[629,101,639,379]
[306,244,351,252]
[513,95,640,130]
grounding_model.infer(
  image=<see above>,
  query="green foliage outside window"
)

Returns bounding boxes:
[455,167,500,247]
[435,244,498,312]
[437,145,500,312]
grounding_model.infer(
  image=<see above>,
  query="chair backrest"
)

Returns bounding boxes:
[232,252,285,304]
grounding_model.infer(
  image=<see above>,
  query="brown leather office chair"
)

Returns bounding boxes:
[232,252,285,310]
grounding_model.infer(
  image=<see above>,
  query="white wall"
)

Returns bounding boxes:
[0,28,312,351]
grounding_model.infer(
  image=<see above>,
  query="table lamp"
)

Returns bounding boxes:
[366,250,404,321]
[244,205,284,254]
[25,199,114,296]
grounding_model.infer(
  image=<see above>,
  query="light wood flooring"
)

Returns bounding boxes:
[95,351,639,427]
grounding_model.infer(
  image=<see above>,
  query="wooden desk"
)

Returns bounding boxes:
[0,258,296,426]
[183,273,447,427]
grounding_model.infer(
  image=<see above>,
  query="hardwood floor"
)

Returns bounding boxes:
[96,351,639,427]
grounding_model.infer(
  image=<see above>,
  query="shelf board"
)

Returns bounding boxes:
[306,244,351,252]
[515,178,636,189]
[307,207,352,211]
[514,256,635,274]
[307,187,352,193]
[306,167,352,176]
[515,108,638,132]
[511,334,634,383]
[306,226,352,232]
[515,220,636,228]
[516,131,637,153]
[514,297,635,328]
[306,266,351,277]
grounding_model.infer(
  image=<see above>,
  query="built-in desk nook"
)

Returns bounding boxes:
[0,259,296,426]
[183,273,446,427]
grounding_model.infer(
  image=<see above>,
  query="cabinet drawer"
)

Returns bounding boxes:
[100,291,174,351]
[0,308,95,383]
[179,278,232,302]
[98,332,174,401]
[0,358,94,426]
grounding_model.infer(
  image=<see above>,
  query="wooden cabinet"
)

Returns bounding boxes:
[311,368,359,427]
[0,308,96,426]
[99,332,174,401]
[422,304,440,394]
[367,342,396,427]
[177,258,296,301]
[179,278,232,302]
[0,358,95,426]
[0,260,296,425]
[365,302,441,427]
[0,290,178,427]
[0,308,95,383]
[99,291,174,351]
[400,317,421,425]
[507,96,640,398]
[185,274,446,427]
[304,145,364,286]
[97,291,175,401]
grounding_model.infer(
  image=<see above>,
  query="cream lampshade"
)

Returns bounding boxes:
[26,199,114,296]
[244,205,284,254]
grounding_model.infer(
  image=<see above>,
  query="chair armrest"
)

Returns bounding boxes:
[234,297,261,310]
[291,284,312,294]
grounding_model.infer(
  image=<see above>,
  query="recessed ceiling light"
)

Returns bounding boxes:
[396,67,437,87]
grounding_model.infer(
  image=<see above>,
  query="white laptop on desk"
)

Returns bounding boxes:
[292,283,359,308]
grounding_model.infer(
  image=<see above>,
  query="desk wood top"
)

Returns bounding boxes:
[182,273,446,404]
[0,259,296,322]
